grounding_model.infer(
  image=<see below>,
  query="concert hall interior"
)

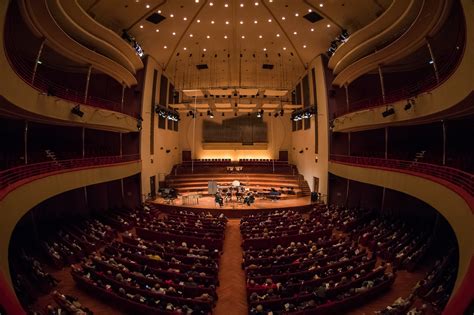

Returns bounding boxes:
[0,0,473,314]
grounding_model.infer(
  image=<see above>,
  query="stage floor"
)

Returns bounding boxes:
[151,195,312,210]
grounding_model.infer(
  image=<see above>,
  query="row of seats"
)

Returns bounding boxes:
[240,209,396,314]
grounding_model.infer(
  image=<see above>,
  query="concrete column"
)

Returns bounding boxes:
[378,65,386,103]
[84,65,93,104]
[426,39,440,83]
[32,39,46,84]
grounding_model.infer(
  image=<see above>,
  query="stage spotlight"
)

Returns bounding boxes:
[382,107,395,117]
[404,101,412,110]
[207,110,214,118]
[274,112,279,117]
[280,109,284,116]
[256,109,263,118]
[71,105,84,117]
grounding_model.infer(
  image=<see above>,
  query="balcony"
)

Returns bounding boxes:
[329,154,473,315]
[0,154,140,201]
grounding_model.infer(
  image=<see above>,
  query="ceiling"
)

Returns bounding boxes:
[79,0,391,91]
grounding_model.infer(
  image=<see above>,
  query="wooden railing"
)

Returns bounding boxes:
[0,154,140,200]
[330,154,474,198]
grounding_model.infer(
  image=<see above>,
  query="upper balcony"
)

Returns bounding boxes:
[331,0,472,132]
[0,1,143,132]
[328,154,473,315]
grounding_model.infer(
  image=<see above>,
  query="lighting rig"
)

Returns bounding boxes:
[291,106,317,121]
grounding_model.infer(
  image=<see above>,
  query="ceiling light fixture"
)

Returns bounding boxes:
[209,2,213,5]
[295,13,299,16]
[189,34,193,37]
[197,19,201,23]
[170,14,174,17]
[240,20,244,24]
[211,20,215,24]
[254,1,259,5]
[327,24,331,28]
[259,35,263,38]
[283,47,287,50]
[183,17,187,20]
[157,10,161,13]
[146,4,150,8]
[268,19,272,22]
[203,48,207,51]
[224,35,228,39]
[156,29,159,32]
[303,45,307,48]
[226,21,229,24]
[241,35,245,39]
[225,3,229,7]
[206,35,210,39]
[254,20,258,24]
[308,9,312,12]
[276,33,280,37]
[240,3,244,7]
[139,25,143,28]
[282,16,286,20]
[164,45,167,49]
[183,47,187,50]
[172,32,176,35]
[319,3,324,7]
[263,48,267,51]
[293,31,297,35]
[311,28,314,32]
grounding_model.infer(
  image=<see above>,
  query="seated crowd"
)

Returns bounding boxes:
[241,209,396,314]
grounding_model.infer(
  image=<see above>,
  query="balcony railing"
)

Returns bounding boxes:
[0,154,140,200]
[3,3,137,118]
[336,12,466,117]
[330,155,474,199]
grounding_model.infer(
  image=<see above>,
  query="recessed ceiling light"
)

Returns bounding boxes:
[254,20,258,24]
[155,29,159,32]
[206,35,210,39]
[225,3,229,7]
[197,19,201,23]
[241,35,245,39]
[189,34,193,37]
[269,0,273,2]
[157,10,161,13]
[240,20,244,24]
[164,45,167,49]
[254,2,259,5]
[170,14,174,17]
[203,48,207,51]
[327,24,331,28]
[140,25,143,28]
[276,33,280,37]
[209,2,213,5]
[311,28,314,32]
[224,35,228,39]
[211,20,215,24]
[183,47,187,50]
[195,0,199,2]
[263,48,267,51]
[259,35,263,38]
[172,32,176,35]
[283,47,287,50]
[240,3,244,7]
[308,9,312,12]
[268,19,272,22]
[282,16,286,20]
[183,17,187,20]
[226,21,229,24]
[295,13,299,17]
[146,4,150,8]
[293,31,297,35]
[319,3,324,7]
[303,45,307,48]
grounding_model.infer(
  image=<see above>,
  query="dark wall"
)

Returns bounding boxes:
[445,116,474,172]
[123,174,141,208]
[328,173,348,206]
[28,122,82,162]
[346,180,383,210]
[84,129,120,157]
[330,132,349,155]
[0,117,25,169]
[350,128,385,157]
[122,132,140,155]
[388,122,443,164]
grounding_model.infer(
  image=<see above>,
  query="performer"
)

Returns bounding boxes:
[215,191,224,207]
[243,191,255,206]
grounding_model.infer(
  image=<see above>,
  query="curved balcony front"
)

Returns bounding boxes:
[329,0,420,75]
[333,0,452,87]
[49,0,140,75]
[329,155,473,315]
[19,0,137,87]
[59,0,143,73]
[332,0,470,132]
[0,155,141,293]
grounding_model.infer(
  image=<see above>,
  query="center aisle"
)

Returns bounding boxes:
[214,219,248,315]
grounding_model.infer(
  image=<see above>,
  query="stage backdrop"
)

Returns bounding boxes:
[179,113,291,161]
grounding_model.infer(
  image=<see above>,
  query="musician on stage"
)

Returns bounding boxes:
[215,191,224,207]
[243,191,255,206]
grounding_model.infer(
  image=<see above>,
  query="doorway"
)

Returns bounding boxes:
[150,176,156,199]
[313,176,319,193]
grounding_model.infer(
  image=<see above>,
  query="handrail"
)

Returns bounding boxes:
[330,154,474,198]
[0,154,140,199]
[3,2,138,117]
[334,0,465,117]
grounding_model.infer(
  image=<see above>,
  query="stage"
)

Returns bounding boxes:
[150,195,315,218]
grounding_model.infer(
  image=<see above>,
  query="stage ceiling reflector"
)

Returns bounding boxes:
[237,103,257,108]
[264,89,288,97]
[182,89,204,97]
[208,89,233,95]
[215,103,232,108]
[238,88,259,96]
